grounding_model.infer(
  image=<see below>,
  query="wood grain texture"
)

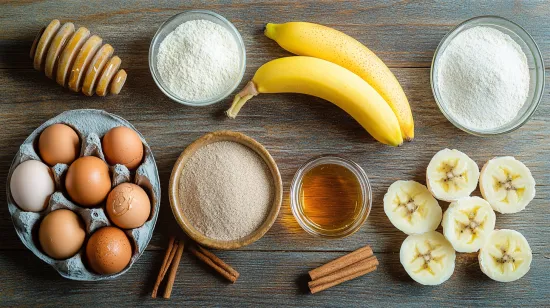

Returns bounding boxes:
[1,0,549,307]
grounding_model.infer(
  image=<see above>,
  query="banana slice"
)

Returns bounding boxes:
[442,196,496,253]
[96,56,121,96]
[82,44,114,96]
[44,22,75,79]
[33,19,61,71]
[109,69,127,95]
[426,149,479,202]
[478,229,532,282]
[400,231,456,285]
[68,35,102,92]
[56,27,90,87]
[479,157,536,214]
[384,180,442,235]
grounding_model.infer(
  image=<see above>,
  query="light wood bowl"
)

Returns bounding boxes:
[169,131,283,250]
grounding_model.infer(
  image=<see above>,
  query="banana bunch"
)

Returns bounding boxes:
[226,22,414,146]
[385,149,535,285]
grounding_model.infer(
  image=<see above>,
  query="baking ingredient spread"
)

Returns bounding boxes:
[179,141,273,241]
[437,26,529,130]
[299,163,362,231]
[157,19,240,101]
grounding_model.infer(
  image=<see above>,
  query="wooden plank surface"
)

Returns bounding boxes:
[1,0,549,306]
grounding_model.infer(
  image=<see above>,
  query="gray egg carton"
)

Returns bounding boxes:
[6,109,160,281]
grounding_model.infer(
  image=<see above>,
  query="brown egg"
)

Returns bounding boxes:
[106,183,151,229]
[65,156,111,207]
[39,123,80,166]
[102,126,144,169]
[39,209,86,259]
[86,226,132,274]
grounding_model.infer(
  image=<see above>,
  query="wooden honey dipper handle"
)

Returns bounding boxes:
[31,19,126,96]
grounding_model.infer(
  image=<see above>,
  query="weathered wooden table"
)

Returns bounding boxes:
[1,1,549,306]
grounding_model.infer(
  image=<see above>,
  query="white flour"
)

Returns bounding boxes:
[437,26,529,130]
[157,19,240,101]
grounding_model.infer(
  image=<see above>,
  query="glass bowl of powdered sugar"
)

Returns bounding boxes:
[149,10,246,106]
[431,16,544,136]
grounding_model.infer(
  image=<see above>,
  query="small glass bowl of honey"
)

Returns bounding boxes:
[290,156,372,238]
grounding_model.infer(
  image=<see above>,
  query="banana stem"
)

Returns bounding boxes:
[225,81,259,119]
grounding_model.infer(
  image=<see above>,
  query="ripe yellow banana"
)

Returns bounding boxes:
[265,22,414,141]
[226,56,403,146]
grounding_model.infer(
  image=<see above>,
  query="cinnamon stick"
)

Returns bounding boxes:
[310,266,377,294]
[163,241,185,299]
[161,241,179,278]
[189,244,239,283]
[308,256,379,289]
[152,237,176,298]
[308,245,373,280]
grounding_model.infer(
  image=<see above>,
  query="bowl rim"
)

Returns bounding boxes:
[430,15,545,136]
[289,155,372,238]
[148,10,247,107]
[168,130,283,250]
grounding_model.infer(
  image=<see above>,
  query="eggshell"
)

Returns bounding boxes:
[86,226,132,274]
[39,209,85,259]
[66,156,111,207]
[7,109,161,281]
[10,160,54,212]
[39,123,80,165]
[106,183,151,229]
[102,126,143,169]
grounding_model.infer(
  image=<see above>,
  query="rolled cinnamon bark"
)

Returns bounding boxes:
[308,256,379,289]
[163,242,185,299]
[151,237,176,298]
[309,245,373,280]
[189,244,239,283]
[310,266,377,294]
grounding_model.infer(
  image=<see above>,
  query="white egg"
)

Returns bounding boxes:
[10,160,55,212]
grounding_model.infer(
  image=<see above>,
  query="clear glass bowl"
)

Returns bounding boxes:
[149,10,246,106]
[431,16,545,136]
[290,156,372,238]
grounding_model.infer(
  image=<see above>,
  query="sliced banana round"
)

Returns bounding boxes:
[480,157,535,214]
[384,180,442,235]
[442,196,496,253]
[426,149,479,202]
[400,231,456,285]
[478,229,532,282]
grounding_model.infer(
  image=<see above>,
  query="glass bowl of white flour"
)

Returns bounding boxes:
[149,10,246,106]
[431,16,544,136]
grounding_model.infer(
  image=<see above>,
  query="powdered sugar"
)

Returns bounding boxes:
[437,26,530,130]
[157,19,240,101]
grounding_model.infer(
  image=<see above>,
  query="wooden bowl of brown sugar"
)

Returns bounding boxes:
[169,130,283,250]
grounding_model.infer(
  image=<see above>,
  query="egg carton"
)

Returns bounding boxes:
[6,109,160,281]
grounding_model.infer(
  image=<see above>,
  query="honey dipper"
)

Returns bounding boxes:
[31,19,126,96]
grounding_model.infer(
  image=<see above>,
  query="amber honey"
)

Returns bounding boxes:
[298,163,363,231]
